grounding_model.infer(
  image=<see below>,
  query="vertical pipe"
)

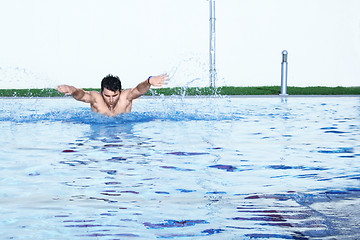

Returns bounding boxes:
[280,50,288,96]
[209,0,216,87]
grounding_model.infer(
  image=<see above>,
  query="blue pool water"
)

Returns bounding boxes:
[0,96,360,239]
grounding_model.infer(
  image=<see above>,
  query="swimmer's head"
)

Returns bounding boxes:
[101,74,122,109]
[101,74,122,93]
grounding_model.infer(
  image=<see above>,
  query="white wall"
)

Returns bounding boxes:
[217,0,360,87]
[0,0,359,89]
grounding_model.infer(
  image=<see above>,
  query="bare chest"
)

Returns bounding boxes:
[91,99,133,116]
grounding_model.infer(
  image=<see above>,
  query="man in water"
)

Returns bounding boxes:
[57,74,169,116]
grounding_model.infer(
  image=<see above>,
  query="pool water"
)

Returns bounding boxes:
[1,96,359,239]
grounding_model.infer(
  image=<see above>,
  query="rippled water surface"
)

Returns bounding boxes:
[1,96,359,239]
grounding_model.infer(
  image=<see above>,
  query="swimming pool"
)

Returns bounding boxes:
[1,96,359,239]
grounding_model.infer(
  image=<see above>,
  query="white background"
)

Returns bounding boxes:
[0,0,359,89]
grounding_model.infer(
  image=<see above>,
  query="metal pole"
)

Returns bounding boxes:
[209,0,216,87]
[280,50,288,96]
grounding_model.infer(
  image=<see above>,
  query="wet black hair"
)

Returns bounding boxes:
[101,74,122,92]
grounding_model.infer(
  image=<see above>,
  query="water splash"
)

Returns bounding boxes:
[0,65,52,89]
[1,109,246,124]
[0,97,247,124]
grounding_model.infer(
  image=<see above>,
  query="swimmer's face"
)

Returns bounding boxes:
[101,88,120,108]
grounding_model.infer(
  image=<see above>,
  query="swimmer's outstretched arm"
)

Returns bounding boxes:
[128,74,169,100]
[57,85,93,103]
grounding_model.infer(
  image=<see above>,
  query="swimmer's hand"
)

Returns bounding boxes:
[57,85,77,95]
[148,74,169,87]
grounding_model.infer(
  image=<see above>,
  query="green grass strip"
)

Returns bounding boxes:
[0,86,359,97]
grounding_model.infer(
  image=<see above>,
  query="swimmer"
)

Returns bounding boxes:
[57,74,169,116]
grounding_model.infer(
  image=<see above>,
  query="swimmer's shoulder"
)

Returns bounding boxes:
[120,88,136,100]
[85,90,103,103]
[88,90,101,96]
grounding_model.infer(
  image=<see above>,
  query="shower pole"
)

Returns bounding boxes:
[280,50,288,96]
[209,0,216,87]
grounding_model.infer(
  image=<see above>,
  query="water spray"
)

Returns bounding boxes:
[209,0,216,88]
